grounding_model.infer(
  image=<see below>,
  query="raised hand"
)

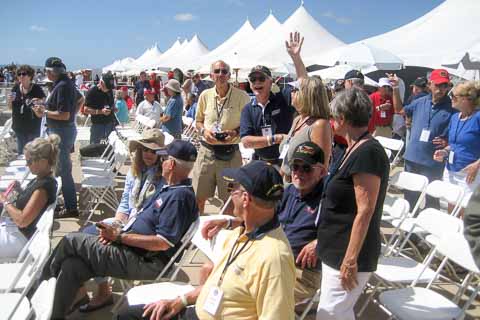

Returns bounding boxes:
[285,31,304,57]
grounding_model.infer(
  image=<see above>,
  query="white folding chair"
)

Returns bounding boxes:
[375,136,404,167]
[28,277,57,320]
[378,233,480,320]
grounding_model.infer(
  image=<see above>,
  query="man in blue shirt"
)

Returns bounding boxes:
[161,79,183,139]
[41,140,199,319]
[240,65,294,164]
[392,69,456,209]
[191,72,209,98]
[134,71,151,106]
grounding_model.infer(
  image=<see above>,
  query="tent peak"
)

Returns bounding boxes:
[300,0,304,7]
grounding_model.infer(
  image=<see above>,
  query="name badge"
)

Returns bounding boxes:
[419,129,431,142]
[261,125,272,137]
[380,111,387,118]
[271,109,281,116]
[203,286,223,316]
[279,143,289,159]
[448,151,455,164]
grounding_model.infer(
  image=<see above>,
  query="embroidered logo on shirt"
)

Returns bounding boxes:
[305,206,317,215]
[155,198,163,208]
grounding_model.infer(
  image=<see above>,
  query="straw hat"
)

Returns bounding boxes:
[129,128,166,152]
[165,79,181,93]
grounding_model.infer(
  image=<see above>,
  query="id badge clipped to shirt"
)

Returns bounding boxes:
[261,125,273,137]
[203,286,224,316]
[419,129,431,142]
[279,143,289,160]
[380,111,387,118]
[448,151,455,165]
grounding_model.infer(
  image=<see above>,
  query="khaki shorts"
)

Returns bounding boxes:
[192,145,242,201]
[373,126,392,138]
[295,266,321,304]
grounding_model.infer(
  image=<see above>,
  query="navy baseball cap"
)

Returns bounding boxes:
[290,142,325,166]
[45,57,66,70]
[412,76,428,88]
[222,161,283,201]
[162,140,197,162]
[344,69,364,80]
[101,72,115,90]
[248,65,272,79]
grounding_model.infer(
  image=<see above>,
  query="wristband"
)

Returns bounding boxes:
[179,294,189,307]
[44,110,49,117]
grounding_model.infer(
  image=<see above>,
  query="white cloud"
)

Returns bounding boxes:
[30,25,47,32]
[322,11,351,24]
[174,13,196,22]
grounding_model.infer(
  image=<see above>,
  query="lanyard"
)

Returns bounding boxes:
[214,89,232,124]
[217,236,251,287]
[427,105,441,129]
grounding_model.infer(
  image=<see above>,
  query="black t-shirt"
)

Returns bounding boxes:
[317,139,389,272]
[11,83,46,134]
[85,85,115,124]
[14,176,57,239]
[46,74,76,127]
[134,80,151,105]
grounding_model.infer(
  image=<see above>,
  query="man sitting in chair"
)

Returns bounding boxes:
[117,161,296,320]
[41,140,199,319]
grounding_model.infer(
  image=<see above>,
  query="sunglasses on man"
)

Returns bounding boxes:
[291,163,320,174]
[17,72,28,77]
[213,69,229,75]
[249,75,267,83]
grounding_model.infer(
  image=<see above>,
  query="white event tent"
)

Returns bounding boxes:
[155,35,210,70]
[131,44,163,70]
[362,0,480,70]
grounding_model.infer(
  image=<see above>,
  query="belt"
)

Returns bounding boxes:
[200,140,239,151]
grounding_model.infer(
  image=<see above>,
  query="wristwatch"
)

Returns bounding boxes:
[115,233,123,244]
[44,110,49,117]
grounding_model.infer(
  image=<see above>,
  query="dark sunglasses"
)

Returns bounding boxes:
[249,75,266,83]
[291,163,314,173]
[213,69,229,75]
[226,182,239,193]
[435,83,450,90]
[17,72,28,77]
[141,146,156,154]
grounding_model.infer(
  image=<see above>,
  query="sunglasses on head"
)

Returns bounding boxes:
[141,146,156,154]
[249,75,267,83]
[213,69,229,75]
[291,163,314,173]
[17,72,28,77]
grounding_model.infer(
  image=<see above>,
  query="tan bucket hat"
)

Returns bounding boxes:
[129,128,166,152]
[165,79,181,93]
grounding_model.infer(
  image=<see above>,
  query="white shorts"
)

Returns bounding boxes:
[0,217,28,262]
[316,263,371,320]
[443,168,480,208]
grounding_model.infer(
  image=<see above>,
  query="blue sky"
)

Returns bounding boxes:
[2,0,444,70]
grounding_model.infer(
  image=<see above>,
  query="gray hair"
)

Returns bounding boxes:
[210,60,231,74]
[170,156,195,172]
[331,88,372,127]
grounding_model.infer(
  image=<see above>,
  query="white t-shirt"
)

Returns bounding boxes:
[136,100,163,126]
[75,74,84,88]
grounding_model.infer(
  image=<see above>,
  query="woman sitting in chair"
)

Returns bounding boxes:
[75,128,167,313]
[0,135,59,260]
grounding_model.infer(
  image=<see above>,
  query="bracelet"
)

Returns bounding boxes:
[266,135,271,146]
[44,110,49,117]
[179,294,189,307]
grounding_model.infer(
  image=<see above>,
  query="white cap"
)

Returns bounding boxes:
[378,77,392,87]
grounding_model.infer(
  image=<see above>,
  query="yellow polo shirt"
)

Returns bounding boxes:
[195,225,296,320]
[195,85,250,144]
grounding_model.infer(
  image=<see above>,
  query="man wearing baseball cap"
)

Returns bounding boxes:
[240,65,294,165]
[133,71,151,106]
[392,69,456,209]
[136,87,163,128]
[344,69,365,90]
[83,72,117,144]
[43,139,199,319]
[117,160,295,320]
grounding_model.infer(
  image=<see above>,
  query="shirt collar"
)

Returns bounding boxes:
[243,215,280,241]
[293,179,324,201]
[159,178,192,191]
[214,84,232,100]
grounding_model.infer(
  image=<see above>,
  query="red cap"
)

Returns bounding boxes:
[167,71,174,80]
[121,86,128,92]
[429,69,450,85]
[144,88,155,95]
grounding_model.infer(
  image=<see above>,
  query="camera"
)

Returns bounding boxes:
[214,132,227,141]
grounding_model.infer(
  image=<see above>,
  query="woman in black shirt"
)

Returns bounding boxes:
[0,135,58,261]
[316,88,389,320]
[7,64,46,154]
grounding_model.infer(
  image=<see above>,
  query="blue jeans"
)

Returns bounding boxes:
[90,122,115,144]
[48,124,78,210]
[14,130,39,155]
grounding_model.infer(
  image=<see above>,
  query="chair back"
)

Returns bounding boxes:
[383,196,410,220]
[425,180,465,216]
[415,208,464,239]
[29,278,57,320]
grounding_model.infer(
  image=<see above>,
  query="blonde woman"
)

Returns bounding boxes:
[280,32,332,180]
[434,81,480,208]
[0,135,59,260]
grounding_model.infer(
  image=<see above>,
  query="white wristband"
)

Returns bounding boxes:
[179,294,189,307]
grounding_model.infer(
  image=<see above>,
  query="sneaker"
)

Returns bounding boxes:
[54,208,80,219]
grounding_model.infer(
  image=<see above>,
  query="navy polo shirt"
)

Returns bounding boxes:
[46,74,76,127]
[128,179,198,259]
[278,181,323,265]
[240,90,294,160]
[404,94,456,170]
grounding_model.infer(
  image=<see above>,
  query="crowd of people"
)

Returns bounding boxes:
[0,30,479,320]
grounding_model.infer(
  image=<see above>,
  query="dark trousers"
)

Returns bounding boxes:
[404,160,443,212]
[41,232,165,319]
[115,305,198,320]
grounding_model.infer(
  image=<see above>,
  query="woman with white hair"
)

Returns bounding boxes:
[434,80,480,209]
[0,135,59,260]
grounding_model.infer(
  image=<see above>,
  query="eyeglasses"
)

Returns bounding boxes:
[434,83,450,90]
[213,69,229,75]
[249,75,266,83]
[227,182,239,193]
[448,90,466,100]
[141,146,156,154]
[17,72,28,77]
[291,163,318,174]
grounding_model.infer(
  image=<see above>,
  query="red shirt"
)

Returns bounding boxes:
[125,96,134,110]
[369,91,393,129]
[329,119,348,145]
